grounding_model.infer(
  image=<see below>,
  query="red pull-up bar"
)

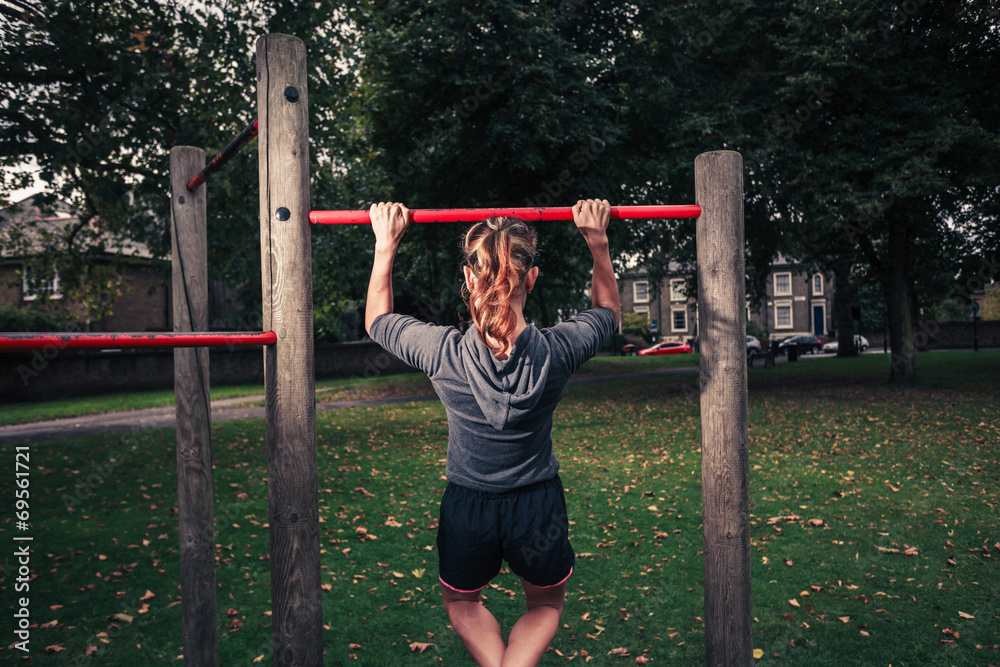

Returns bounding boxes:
[0,331,277,352]
[309,205,701,225]
[186,119,259,191]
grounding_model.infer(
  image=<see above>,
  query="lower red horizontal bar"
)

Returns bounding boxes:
[0,331,278,352]
[309,205,701,225]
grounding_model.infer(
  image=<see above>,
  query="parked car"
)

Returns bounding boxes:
[622,344,639,356]
[746,335,762,357]
[638,340,692,356]
[821,335,869,354]
[777,335,823,356]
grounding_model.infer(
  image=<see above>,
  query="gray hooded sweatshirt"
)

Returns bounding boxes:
[370,307,617,492]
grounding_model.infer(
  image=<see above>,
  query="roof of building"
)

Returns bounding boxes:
[1,194,159,260]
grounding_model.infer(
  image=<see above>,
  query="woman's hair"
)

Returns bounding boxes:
[461,217,538,355]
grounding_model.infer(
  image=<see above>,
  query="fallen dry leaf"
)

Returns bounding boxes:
[409,642,435,653]
[958,611,975,619]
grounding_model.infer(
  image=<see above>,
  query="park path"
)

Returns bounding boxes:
[0,365,700,446]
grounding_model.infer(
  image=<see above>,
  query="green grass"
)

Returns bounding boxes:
[1,352,997,665]
[0,382,264,426]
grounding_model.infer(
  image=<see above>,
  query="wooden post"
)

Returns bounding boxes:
[256,34,322,666]
[169,146,218,667]
[695,150,751,666]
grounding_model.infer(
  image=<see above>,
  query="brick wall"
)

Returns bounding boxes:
[1,340,417,402]
[1,260,169,331]
[865,320,1000,351]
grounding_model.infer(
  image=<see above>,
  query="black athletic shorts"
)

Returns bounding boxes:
[437,475,575,593]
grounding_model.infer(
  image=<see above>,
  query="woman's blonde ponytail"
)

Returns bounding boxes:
[461,217,538,355]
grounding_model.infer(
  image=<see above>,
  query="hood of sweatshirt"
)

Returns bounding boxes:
[460,323,551,431]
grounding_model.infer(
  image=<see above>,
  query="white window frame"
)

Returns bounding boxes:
[633,306,649,318]
[669,278,686,302]
[633,280,649,304]
[812,274,824,296]
[22,264,62,301]
[774,301,793,329]
[773,272,792,297]
[671,307,687,332]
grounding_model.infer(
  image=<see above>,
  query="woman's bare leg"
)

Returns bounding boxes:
[441,584,506,667]
[501,578,566,667]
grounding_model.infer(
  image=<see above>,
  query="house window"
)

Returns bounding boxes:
[671,308,687,332]
[774,302,793,329]
[22,265,62,301]
[633,281,649,304]
[773,272,792,296]
[670,278,686,302]
[812,274,824,295]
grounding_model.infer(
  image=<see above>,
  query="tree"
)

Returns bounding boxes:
[981,284,1000,321]
[626,0,1000,381]
[0,0,313,326]
[319,0,662,328]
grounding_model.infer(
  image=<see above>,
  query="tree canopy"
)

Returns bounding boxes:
[2,0,998,383]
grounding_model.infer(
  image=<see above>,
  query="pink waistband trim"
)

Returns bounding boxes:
[439,576,489,594]
[439,565,574,594]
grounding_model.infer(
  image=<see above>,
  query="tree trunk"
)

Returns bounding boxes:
[887,211,916,383]
[833,253,856,357]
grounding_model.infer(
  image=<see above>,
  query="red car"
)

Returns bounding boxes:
[638,340,692,356]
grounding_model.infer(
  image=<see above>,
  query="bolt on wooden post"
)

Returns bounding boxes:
[256,33,323,666]
[169,146,218,667]
[695,150,752,666]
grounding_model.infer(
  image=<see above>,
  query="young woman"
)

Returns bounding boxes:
[365,199,620,667]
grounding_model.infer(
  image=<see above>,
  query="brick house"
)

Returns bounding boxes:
[753,254,834,339]
[1,195,171,331]
[620,262,699,342]
[619,254,834,343]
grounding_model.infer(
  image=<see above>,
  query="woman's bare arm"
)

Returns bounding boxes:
[364,202,410,335]
[572,199,620,324]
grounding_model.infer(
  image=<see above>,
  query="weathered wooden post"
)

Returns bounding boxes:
[256,33,323,666]
[169,146,218,667]
[695,150,751,666]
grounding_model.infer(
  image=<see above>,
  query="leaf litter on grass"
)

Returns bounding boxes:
[3,353,998,664]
